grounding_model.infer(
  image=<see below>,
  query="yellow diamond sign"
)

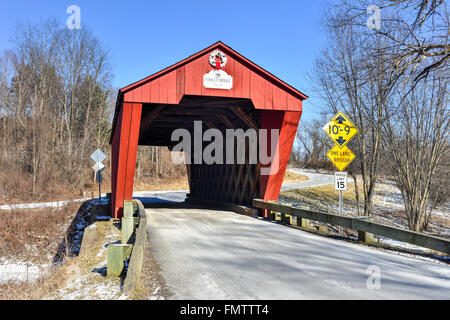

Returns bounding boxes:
[323,112,358,148]
[327,145,356,171]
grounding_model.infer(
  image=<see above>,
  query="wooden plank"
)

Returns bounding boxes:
[123,103,142,201]
[231,107,258,129]
[185,61,194,95]
[111,110,121,217]
[192,57,203,95]
[251,72,266,109]
[150,78,160,103]
[123,200,147,292]
[133,86,142,103]
[107,244,133,277]
[176,67,185,103]
[269,111,300,200]
[159,74,169,104]
[220,115,234,129]
[123,201,135,218]
[167,71,177,104]
[140,105,165,134]
[122,217,135,244]
[265,81,274,110]
[272,85,285,110]
[142,82,151,103]
[113,103,133,218]
[233,59,243,97]
[242,66,251,98]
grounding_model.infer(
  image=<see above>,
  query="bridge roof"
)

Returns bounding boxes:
[111,41,308,143]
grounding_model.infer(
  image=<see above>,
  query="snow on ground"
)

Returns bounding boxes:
[0,197,93,211]
[45,255,128,300]
[0,190,188,211]
[45,218,129,300]
[373,182,450,236]
[0,258,48,284]
[280,174,450,260]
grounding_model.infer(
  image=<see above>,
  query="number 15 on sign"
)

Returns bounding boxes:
[335,172,348,191]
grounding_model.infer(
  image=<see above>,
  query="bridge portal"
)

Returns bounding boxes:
[110,42,308,218]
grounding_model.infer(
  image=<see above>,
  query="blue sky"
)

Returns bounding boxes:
[0,0,332,121]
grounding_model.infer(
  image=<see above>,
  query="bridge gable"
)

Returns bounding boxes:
[119,41,307,110]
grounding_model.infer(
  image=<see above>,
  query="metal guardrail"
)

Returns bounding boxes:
[253,199,450,255]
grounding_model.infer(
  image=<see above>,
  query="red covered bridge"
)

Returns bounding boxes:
[110,41,307,218]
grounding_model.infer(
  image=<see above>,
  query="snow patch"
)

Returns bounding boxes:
[0,258,48,284]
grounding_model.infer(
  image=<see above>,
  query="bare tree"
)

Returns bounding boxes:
[313,8,401,216]
[294,116,331,168]
[0,19,114,200]
[383,71,449,231]
[338,0,449,82]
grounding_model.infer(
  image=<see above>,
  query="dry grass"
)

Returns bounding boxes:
[0,203,81,300]
[281,183,357,212]
[0,204,79,263]
[44,220,125,300]
[283,171,310,184]
[0,218,125,300]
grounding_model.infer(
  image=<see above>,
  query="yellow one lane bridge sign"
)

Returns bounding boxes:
[326,145,356,172]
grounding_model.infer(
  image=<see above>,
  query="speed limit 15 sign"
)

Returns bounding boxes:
[335,172,348,191]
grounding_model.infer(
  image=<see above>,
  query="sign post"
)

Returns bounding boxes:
[90,149,106,203]
[335,172,348,234]
[323,112,358,235]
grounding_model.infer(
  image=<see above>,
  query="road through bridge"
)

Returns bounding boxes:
[139,191,450,300]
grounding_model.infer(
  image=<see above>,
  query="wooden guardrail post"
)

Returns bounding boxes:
[274,212,281,221]
[357,216,374,243]
[282,214,293,225]
[296,217,310,229]
[295,205,310,229]
[268,210,276,220]
[124,201,134,217]
[122,201,135,244]
[107,244,133,277]
[108,200,136,277]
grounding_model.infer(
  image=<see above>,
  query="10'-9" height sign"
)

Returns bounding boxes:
[323,112,358,172]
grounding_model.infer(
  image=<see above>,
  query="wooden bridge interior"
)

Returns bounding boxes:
[138,96,259,206]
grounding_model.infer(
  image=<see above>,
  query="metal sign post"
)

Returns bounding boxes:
[335,171,348,234]
[91,149,106,203]
[323,112,358,236]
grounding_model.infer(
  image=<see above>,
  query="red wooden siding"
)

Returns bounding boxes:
[259,110,302,213]
[111,103,142,218]
[119,42,306,111]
